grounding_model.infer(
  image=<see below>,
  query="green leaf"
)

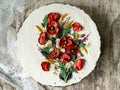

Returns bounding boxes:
[78,43,86,48]
[69,66,78,73]
[65,69,72,82]
[60,68,67,79]
[59,62,65,68]
[80,34,85,38]
[41,47,50,58]
[42,15,48,27]
[79,50,84,57]
[59,62,67,82]
[62,25,71,36]
[41,23,45,27]
[58,62,73,82]
[59,68,72,82]
[56,31,62,38]
[49,37,56,45]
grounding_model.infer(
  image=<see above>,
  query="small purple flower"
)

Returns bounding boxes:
[79,34,90,43]
[59,17,71,32]
[37,44,43,51]
[52,44,56,47]
[61,17,71,30]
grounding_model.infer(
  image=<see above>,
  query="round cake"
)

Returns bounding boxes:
[16,4,101,86]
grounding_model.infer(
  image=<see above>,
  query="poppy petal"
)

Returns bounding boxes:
[72,22,82,31]
[41,62,50,71]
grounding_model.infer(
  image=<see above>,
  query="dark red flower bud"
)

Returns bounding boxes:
[72,22,82,31]
[41,62,50,71]
[74,58,84,70]
[38,32,48,45]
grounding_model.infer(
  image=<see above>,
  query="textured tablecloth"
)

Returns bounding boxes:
[0,0,120,90]
[0,0,48,90]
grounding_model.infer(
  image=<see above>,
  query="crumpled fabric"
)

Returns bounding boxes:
[0,0,46,90]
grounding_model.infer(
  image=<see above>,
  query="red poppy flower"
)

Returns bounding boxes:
[47,21,59,35]
[72,22,82,31]
[38,32,48,45]
[74,58,84,70]
[59,36,73,48]
[41,61,50,71]
[65,44,79,55]
[60,53,70,63]
[49,48,60,60]
[48,12,60,22]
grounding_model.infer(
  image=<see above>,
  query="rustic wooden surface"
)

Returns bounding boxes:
[0,80,15,90]
[0,0,120,90]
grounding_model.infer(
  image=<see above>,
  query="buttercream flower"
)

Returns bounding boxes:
[60,53,70,63]
[74,58,84,70]
[65,44,79,55]
[47,21,59,35]
[47,12,60,22]
[72,22,82,31]
[38,32,48,45]
[49,48,60,60]
[59,36,73,48]
[41,61,50,71]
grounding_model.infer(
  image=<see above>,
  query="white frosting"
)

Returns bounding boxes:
[16,4,101,86]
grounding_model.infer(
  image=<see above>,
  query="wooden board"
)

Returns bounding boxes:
[1,0,120,90]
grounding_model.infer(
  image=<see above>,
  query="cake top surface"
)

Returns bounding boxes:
[16,4,101,86]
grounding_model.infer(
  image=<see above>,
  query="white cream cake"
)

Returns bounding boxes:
[16,4,101,86]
